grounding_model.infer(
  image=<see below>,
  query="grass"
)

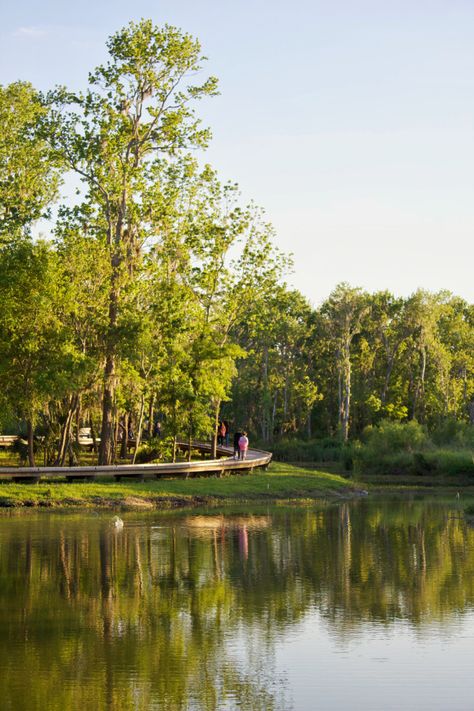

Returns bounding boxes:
[0,462,359,509]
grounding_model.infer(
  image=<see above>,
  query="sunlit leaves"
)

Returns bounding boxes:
[0,82,60,240]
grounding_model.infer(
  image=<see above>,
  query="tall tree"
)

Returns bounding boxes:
[0,241,77,465]
[320,284,370,441]
[48,20,218,463]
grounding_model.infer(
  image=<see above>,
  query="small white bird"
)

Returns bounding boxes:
[112,515,124,529]
[456,492,460,500]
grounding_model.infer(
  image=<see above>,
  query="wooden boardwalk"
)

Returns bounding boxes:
[0,441,272,483]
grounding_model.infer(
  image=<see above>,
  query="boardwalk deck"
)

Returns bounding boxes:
[0,441,272,482]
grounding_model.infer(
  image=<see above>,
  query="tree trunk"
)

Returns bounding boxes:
[99,261,120,465]
[99,351,116,464]
[469,400,474,425]
[132,395,145,465]
[113,407,120,464]
[412,346,427,422]
[211,401,220,458]
[188,431,192,462]
[90,415,98,455]
[75,396,82,446]
[120,412,129,460]
[26,419,35,467]
[147,394,155,438]
[281,371,288,435]
[271,392,277,440]
[68,441,78,467]
[419,346,427,422]
[337,350,343,428]
[381,357,395,406]
[341,343,351,442]
[262,346,270,443]
[56,396,78,466]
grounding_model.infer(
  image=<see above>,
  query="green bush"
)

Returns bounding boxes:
[431,418,474,448]
[429,450,474,476]
[354,421,428,475]
[341,445,354,471]
[361,420,428,455]
[354,446,473,478]
[135,436,174,463]
[352,420,474,477]
[411,452,437,476]
[264,422,474,478]
[266,438,343,463]
[354,451,413,476]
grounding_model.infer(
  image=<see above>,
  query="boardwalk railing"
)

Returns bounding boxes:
[0,441,272,482]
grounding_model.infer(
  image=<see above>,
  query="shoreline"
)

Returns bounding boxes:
[1,460,472,511]
[0,462,364,510]
[0,492,364,512]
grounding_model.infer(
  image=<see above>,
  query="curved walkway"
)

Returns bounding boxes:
[0,441,272,482]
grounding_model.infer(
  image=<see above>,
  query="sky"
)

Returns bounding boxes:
[1,0,473,305]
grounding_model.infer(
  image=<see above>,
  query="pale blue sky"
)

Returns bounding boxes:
[1,1,473,304]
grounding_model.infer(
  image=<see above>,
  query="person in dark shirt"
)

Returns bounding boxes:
[233,430,243,459]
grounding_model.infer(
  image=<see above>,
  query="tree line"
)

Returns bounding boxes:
[0,20,472,466]
[231,283,474,445]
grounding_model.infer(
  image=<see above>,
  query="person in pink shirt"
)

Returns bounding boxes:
[238,432,249,460]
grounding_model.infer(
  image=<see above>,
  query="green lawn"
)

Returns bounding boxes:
[0,462,359,509]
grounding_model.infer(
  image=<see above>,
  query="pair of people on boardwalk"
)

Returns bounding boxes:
[233,430,249,460]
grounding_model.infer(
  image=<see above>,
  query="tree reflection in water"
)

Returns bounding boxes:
[0,500,472,710]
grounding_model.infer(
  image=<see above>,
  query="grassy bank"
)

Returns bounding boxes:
[0,462,361,509]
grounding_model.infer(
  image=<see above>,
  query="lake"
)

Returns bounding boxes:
[0,496,473,710]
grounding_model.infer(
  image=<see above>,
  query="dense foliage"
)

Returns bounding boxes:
[0,19,473,466]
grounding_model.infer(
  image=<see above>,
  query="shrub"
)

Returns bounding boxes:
[266,438,343,463]
[341,445,354,471]
[431,418,474,449]
[12,438,29,465]
[361,420,428,456]
[354,445,474,478]
[134,436,174,464]
[411,452,437,476]
[353,451,413,476]
[353,421,428,475]
[430,450,474,476]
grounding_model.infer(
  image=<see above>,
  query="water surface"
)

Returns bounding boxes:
[0,497,473,710]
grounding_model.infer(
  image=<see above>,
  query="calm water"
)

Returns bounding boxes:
[0,497,473,710]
